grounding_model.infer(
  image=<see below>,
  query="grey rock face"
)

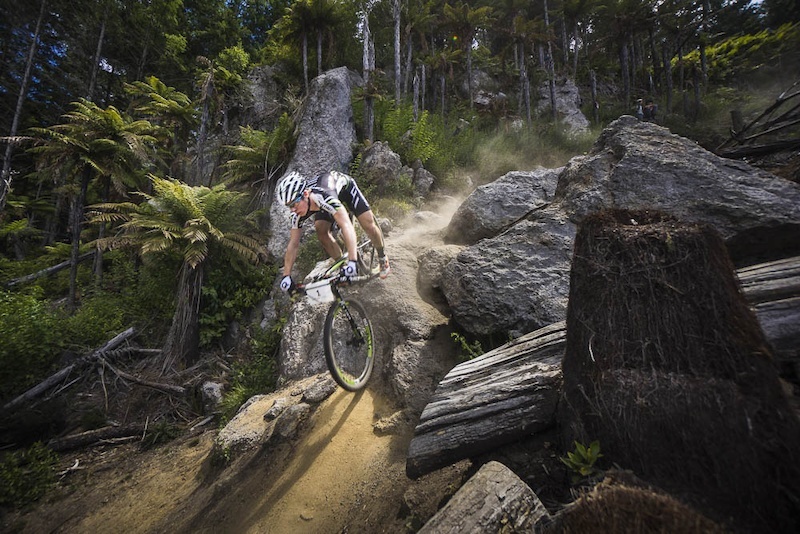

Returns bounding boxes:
[536,78,590,136]
[446,169,560,245]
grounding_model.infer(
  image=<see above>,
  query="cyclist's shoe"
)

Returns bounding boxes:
[379,255,391,279]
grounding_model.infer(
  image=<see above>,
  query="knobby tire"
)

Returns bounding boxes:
[323,298,374,391]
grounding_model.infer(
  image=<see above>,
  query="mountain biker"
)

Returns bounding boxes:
[276,170,390,295]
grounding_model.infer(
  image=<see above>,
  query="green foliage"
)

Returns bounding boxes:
[216,45,251,76]
[380,106,443,166]
[200,261,275,348]
[222,115,297,186]
[0,442,59,508]
[688,23,800,84]
[219,318,284,422]
[560,440,604,483]
[0,289,64,398]
[451,331,484,362]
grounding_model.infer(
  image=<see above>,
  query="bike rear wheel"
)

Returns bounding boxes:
[323,298,375,391]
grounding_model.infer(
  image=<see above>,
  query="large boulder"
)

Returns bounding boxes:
[441,116,800,339]
[556,116,800,263]
[360,141,403,193]
[243,65,283,130]
[445,168,560,245]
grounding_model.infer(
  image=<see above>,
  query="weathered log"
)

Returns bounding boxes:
[48,424,145,452]
[2,327,136,414]
[738,255,800,365]
[406,322,564,480]
[418,461,550,533]
[407,254,800,481]
[4,250,95,288]
[737,255,800,304]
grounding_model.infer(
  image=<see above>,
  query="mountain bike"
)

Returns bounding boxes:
[297,239,381,391]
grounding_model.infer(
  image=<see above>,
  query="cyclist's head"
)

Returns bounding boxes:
[276,171,308,206]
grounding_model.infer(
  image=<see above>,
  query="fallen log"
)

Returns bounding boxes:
[406,322,564,480]
[2,327,136,414]
[418,461,550,533]
[4,251,95,288]
[48,424,145,452]
[406,255,800,481]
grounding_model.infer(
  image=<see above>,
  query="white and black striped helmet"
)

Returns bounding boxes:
[276,171,308,205]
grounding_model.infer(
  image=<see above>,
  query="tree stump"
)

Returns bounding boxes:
[559,209,800,532]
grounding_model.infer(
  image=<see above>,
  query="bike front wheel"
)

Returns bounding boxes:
[323,298,375,391]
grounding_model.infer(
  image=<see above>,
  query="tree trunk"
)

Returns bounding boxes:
[543,0,557,122]
[413,70,420,121]
[316,28,322,76]
[418,462,550,532]
[161,262,204,374]
[590,69,599,124]
[87,9,107,101]
[302,30,309,93]
[362,9,375,141]
[67,168,91,311]
[620,41,630,106]
[0,0,46,214]
[393,0,401,106]
[403,31,413,97]
[195,69,213,187]
[664,40,673,114]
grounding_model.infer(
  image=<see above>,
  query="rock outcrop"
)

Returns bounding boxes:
[441,116,800,339]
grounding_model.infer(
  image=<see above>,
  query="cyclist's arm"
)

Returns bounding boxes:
[283,228,302,276]
[333,207,358,262]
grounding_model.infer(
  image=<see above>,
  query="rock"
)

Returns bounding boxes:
[442,213,575,337]
[536,77,590,136]
[418,461,550,533]
[445,168,560,245]
[556,116,800,263]
[413,166,436,198]
[417,245,463,307]
[273,403,312,440]
[360,141,402,193]
[302,375,337,403]
[243,65,282,130]
[200,381,224,413]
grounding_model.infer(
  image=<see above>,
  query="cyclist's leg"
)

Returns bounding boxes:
[314,213,343,260]
[342,179,390,278]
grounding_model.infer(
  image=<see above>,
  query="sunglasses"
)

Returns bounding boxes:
[287,191,304,208]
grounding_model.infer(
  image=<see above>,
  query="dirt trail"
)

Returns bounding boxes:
[233,389,407,533]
